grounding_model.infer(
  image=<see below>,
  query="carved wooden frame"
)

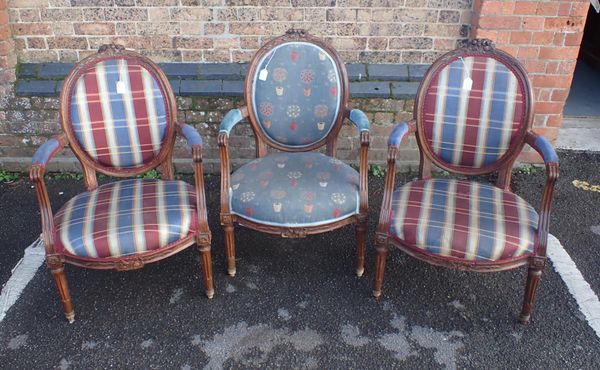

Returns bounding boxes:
[373,39,559,324]
[30,45,214,323]
[218,30,369,278]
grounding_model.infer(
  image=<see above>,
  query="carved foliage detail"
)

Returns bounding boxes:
[458,38,495,53]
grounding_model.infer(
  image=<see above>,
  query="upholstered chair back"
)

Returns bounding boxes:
[416,40,532,173]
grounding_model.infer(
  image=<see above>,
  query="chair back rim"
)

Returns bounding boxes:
[243,30,350,152]
[414,39,534,175]
[59,44,178,177]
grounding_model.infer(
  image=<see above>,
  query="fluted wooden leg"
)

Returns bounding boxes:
[373,243,388,299]
[48,262,74,323]
[223,224,236,277]
[197,241,214,299]
[520,260,545,324]
[355,220,367,277]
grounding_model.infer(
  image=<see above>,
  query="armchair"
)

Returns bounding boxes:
[218,30,370,277]
[373,39,559,323]
[30,45,214,322]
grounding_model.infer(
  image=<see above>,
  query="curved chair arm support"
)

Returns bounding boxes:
[525,131,559,257]
[218,107,249,216]
[30,134,68,255]
[376,122,413,238]
[178,123,203,149]
[219,107,248,137]
[177,123,211,237]
[346,108,371,214]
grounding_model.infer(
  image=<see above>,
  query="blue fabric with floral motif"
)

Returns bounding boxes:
[229,152,359,226]
[251,42,342,147]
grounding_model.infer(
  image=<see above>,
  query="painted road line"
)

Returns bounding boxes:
[548,234,600,338]
[0,237,45,323]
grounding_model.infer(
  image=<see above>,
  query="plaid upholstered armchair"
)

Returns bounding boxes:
[218,30,370,277]
[373,39,559,323]
[30,45,213,322]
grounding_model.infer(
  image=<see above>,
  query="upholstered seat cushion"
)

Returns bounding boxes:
[230,152,359,226]
[389,178,538,262]
[54,179,197,259]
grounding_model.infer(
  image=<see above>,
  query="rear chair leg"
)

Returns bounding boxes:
[373,240,389,299]
[355,220,367,277]
[223,223,236,277]
[520,258,546,324]
[47,258,75,323]
[197,235,214,299]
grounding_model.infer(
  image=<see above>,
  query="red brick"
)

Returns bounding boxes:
[480,1,503,15]
[551,88,570,102]
[502,1,515,14]
[536,88,551,102]
[536,2,559,16]
[552,33,565,46]
[558,3,571,16]
[514,1,537,15]
[558,61,577,74]
[532,31,554,44]
[522,16,545,30]
[535,101,564,114]
[497,31,510,43]
[517,46,539,58]
[524,60,546,73]
[565,32,583,46]
[74,23,115,35]
[479,16,522,30]
[11,23,51,36]
[546,115,563,127]
[475,29,497,41]
[545,61,559,74]
[532,75,572,88]
[571,2,590,17]
[539,46,579,59]
[510,31,532,44]
[532,127,559,141]
[518,150,543,164]
[545,17,585,31]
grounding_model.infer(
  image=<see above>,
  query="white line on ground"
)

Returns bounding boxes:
[548,234,600,339]
[0,234,599,340]
[0,237,45,323]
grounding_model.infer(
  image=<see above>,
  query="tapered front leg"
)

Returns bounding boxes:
[373,240,389,299]
[47,257,74,323]
[196,235,214,299]
[223,224,236,277]
[520,258,545,324]
[355,219,367,277]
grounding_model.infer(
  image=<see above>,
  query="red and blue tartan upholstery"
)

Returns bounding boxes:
[53,179,197,259]
[421,55,526,169]
[389,178,538,262]
[68,58,169,169]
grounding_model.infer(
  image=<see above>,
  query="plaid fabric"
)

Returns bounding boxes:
[422,55,526,169]
[54,179,197,259]
[389,178,538,262]
[69,58,168,169]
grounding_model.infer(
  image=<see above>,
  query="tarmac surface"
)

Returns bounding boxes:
[0,150,599,369]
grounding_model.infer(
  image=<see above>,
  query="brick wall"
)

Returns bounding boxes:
[0,94,419,173]
[7,0,472,64]
[0,0,16,97]
[471,0,590,162]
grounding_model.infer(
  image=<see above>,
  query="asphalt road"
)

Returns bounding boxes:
[0,151,599,369]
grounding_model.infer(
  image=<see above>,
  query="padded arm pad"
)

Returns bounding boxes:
[348,109,370,132]
[219,108,244,136]
[32,137,63,167]
[388,122,410,147]
[526,132,559,164]
[180,123,203,148]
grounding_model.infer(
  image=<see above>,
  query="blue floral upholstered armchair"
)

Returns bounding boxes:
[373,39,559,323]
[218,30,370,278]
[30,45,213,322]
